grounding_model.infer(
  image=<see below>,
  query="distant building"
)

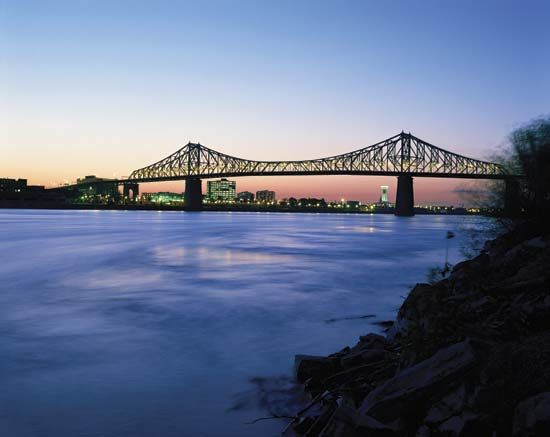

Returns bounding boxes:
[346,200,361,208]
[0,178,28,193]
[207,178,236,202]
[256,190,276,203]
[77,175,109,184]
[380,185,389,203]
[298,198,327,208]
[75,175,119,199]
[0,177,45,193]
[0,177,63,204]
[142,192,184,204]
[236,191,254,202]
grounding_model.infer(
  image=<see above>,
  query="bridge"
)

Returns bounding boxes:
[125,131,518,216]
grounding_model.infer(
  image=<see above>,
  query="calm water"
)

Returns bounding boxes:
[0,210,489,436]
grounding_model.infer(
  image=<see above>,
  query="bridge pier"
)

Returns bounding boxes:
[504,178,521,217]
[184,177,203,210]
[395,175,415,217]
[123,183,139,200]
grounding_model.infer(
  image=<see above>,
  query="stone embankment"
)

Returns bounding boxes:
[288,225,550,436]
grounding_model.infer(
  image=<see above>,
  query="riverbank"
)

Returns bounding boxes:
[288,223,550,436]
[0,202,488,216]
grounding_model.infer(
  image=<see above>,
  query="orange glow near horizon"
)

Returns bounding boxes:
[136,176,473,206]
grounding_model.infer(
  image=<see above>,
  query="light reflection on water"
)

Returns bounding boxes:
[0,210,490,436]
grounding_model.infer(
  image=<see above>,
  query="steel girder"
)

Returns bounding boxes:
[128,132,508,182]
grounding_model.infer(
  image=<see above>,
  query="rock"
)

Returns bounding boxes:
[300,402,338,436]
[438,415,465,435]
[424,384,467,424]
[318,406,397,437]
[295,355,337,384]
[513,392,550,436]
[292,416,316,434]
[358,333,387,350]
[450,253,491,288]
[435,411,481,436]
[525,236,546,249]
[322,361,390,389]
[395,283,452,339]
[414,425,431,436]
[359,340,478,425]
[340,348,387,369]
[386,317,408,341]
[373,320,394,333]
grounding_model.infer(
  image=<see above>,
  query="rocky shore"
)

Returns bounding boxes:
[288,225,550,436]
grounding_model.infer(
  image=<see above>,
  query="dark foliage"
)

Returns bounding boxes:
[507,117,550,223]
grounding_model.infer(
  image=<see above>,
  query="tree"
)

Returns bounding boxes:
[508,117,550,220]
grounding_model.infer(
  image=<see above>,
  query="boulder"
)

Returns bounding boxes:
[513,392,550,436]
[319,406,397,437]
[525,236,546,249]
[359,340,478,425]
[423,384,467,424]
[414,425,431,436]
[340,348,387,369]
[295,355,338,384]
[358,333,387,350]
[438,415,465,435]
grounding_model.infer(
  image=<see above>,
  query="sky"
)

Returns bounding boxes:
[1,0,549,204]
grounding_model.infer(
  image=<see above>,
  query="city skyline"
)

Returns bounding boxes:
[141,178,465,206]
[2,1,549,203]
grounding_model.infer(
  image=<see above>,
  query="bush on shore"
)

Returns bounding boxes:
[504,117,550,224]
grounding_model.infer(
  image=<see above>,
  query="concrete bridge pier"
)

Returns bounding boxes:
[395,174,415,217]
[123,183,139,200]
[504,178,521,217]
[184,177,203,210]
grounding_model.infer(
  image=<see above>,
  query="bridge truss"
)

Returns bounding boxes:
[128,132,507,182]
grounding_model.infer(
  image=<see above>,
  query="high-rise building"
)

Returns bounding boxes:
[256,190,276,203]
[236,191,254,202]
[207,178,236,202]
[380,185,389,203]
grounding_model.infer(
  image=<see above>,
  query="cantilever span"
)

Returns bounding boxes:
[126,132,517,216]
[129,132,507,181]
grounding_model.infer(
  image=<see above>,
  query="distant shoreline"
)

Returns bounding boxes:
[0,203,489,216]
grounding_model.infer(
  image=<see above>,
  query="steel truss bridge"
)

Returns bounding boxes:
[124,132,515,215]
[129,132,506,181]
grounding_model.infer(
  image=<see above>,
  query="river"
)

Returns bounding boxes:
[0,210,490,436]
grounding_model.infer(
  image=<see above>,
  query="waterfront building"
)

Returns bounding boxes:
[298,198,327,208]
[207,178,236,202]
[236,191,254,202]
[0,177,63,204]
[0,178,28,193]
[346,200,361,208]
[75,175,119,200]
[256,190,276,203]
[380,185,389,203]
[0,178,49,194]
[141,192,184,204]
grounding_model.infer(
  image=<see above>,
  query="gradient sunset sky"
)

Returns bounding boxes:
[2,0,549,204]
